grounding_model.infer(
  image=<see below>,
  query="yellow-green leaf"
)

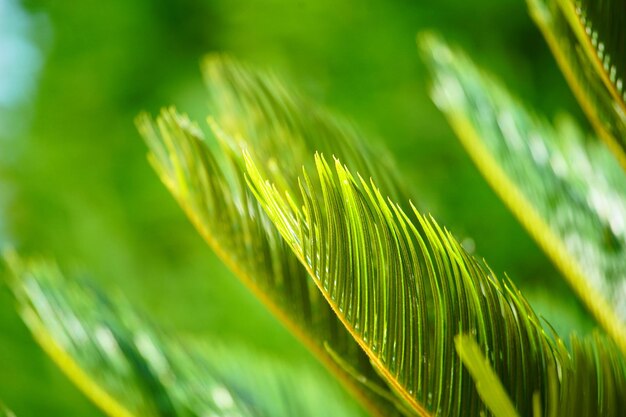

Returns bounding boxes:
[136,56,409,417]
[420,32,626,354]
[244,149,626,416]
[5,254,369,417]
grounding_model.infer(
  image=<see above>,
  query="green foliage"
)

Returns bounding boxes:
[419,32,626,352]
[5,254,367,417]
[3,0,626,416]
[454,335,520,417]
[136,54,412,415]
[245,148,626,416]
[0,405,15,417]
[564,0,626,110]
[527,0,626,166]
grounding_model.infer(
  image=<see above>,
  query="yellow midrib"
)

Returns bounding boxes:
[22,309,138,417]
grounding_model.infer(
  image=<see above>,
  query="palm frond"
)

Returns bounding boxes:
[201,55,408,204]
[526,0,626,167]
[419,32,626,354]
[136,56,411,417]
[4,253,369,417]
[244,149,626,416]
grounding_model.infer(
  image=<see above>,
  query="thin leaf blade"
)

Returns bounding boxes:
[454,334,520,417]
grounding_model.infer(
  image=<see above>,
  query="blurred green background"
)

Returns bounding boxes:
[0,0,595,414]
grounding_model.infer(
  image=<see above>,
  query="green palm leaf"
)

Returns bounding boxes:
[419,32,626,354]
[4,254,369,417]
[243,147,626,416]
[526,0,626,168]
[200,55,408,203]
[136,56,409,417]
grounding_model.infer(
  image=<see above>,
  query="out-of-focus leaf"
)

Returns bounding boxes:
[527,0,626,168]
[244,150,626,417]
[454,335,520,417]
[136,56,412,417]
[456,332,626,417]
[420,33,626,353]
[4,254,368,417]
[201,55,408,204]
[559,0,626,112]
[0,404,16,417]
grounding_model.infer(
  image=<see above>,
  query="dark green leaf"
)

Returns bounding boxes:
[527,0,626,167]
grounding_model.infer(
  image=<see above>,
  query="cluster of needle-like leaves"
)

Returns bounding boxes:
[5,1,626,415]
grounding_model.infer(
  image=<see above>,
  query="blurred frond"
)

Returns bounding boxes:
[200,55,408,204]
[4,254,368,417]
[136,56,411,416]
[527,0,626,167]
[0,405,16,417]
[420,32,626,354]
[244,151,626,416]
[454,335,520,417]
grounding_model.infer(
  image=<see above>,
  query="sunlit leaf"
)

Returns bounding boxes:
[244,149,626,416]
[420,32,626,354]
[5,254,369,417]
[136,56,410,417]
[201,55,408,204]
[454,335,520,417]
